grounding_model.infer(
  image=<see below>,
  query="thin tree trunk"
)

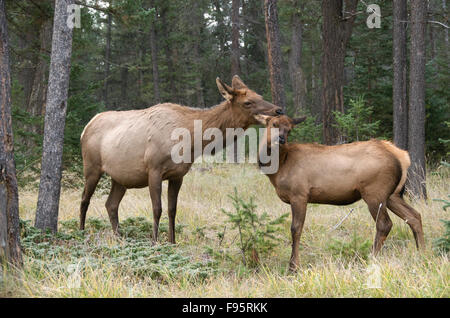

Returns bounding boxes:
[120,63,128,105]
[192,0,205,108]
[0,0,22,266]
[288,3,306,114]
[311,37,315,90]
[103,10,111,108]
[213,0,226,54]
[149,0,160,104]
[321,0,358,145]
[407,0,427,199]
[27,18,52,134]
[35,0,75,232]
[264,0,286,112]
[444,0,449,48]
[393,0,408,150]
[16,25,38,109]
[160,6,178,103]
[231,0,241,77]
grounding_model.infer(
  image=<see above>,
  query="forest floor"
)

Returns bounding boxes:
[1,163,449,297]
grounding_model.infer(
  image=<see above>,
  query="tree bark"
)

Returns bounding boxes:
[35,0,74,232]
[407,0,427,199]
[393,0,408,150]
[231,0,241,77]
[149,0,160,104]
[264,0,286,111]
[444,0,449,48]
[321,0,358,145]
[103,10,111,108]
[213,0,227,54]
[160,5,178,103]
[192,0,205,108]
[27,17,52,134]
[288,2,306,114]
[0,0,22,266]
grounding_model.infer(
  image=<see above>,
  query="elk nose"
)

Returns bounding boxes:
[275,109,284,115]
[279,135,285,144]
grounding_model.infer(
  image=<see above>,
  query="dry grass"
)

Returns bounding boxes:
[1,163,449,297]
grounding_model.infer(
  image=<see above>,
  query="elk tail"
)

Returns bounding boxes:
[381,140,411,196]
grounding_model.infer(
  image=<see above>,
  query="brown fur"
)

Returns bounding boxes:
[255,115,425,271]
[80,76,283,243]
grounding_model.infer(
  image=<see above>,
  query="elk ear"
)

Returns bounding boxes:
[254,114,271,126]
[231,75,248,89]
[216,77,235,101]
[292,116,307,126]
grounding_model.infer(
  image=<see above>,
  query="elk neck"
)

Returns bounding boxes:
[196,100,251,133]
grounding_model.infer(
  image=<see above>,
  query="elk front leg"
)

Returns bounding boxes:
[289,199,307,272]
[148,172,162,243]
[167,177,183,244]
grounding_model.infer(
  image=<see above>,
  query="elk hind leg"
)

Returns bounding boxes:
[387,194,425,250]
[364,198,392,255]
[148,172,162,243]
[80,170,102,230]
[168,177,183,244]
[105,179,126,235]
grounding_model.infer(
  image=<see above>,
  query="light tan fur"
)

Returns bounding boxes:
[255,115,425,271]
[79,76,283,243]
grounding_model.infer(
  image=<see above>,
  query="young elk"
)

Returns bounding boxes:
[79,76,283,244]
[255,115,425,271]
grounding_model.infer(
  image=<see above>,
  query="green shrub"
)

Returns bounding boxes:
[433,220,450,254]
[220,188,288,267]
[289,113,323,143]
[333,95,380,142]
[432,135,449,254]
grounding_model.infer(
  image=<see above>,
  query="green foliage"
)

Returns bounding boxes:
[333,96,380,142]
[326,233,372,262]
[19,217,214,281]
[220,188,288,267]
[432,148,450,253]
[289,114,322,143]
[433,220,450,254]
[10,79,43,183]
[425,56,450,163]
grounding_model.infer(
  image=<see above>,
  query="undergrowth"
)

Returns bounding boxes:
[19,218,217,282]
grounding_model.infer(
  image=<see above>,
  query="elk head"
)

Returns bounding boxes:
[255,115,306,146]
[216,75,284,125]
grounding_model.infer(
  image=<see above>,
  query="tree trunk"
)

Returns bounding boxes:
[288,3,306,114]
[213,0,227,54]
[120,59,128,106]
[231,0,241,77]
[264,0,286,112]
[444,0,449,48]
[149,0,161,104]
[407,0,427,199]
[321,0,358,145]
[0,0,22,266]
[103,10,111,108]
[192,0,205,108]
[393,0,408,150]
[35,0,74,233]
[160,5,178,103]
[27,18,52,135]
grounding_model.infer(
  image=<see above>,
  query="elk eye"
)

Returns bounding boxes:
[244,101,252,106]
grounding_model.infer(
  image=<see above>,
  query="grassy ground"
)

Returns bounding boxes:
[1,163,449,297]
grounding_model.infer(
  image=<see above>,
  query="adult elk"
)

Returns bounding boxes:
[255,115,425,271]
[80,76,283,243]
